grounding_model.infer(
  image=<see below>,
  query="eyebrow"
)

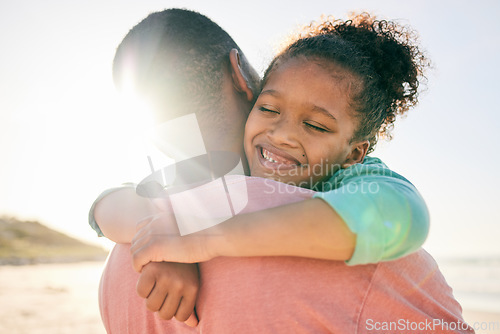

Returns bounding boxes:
[260,89,337,121]
[311,105,337,121]
[259,89,280,97]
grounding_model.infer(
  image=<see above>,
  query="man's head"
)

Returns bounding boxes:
[113,9,260,154]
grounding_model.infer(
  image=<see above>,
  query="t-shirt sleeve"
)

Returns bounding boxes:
[313,158,429,265]
[88,183,136,237]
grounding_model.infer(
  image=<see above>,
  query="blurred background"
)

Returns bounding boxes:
[0,0,499,330]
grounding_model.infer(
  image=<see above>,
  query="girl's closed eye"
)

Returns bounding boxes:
[258,106,279,114]
[304,121,330,133]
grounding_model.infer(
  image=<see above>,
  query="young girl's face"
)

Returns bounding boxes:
[244,58,367,188]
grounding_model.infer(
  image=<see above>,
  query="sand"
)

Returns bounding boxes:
[463,310,500,334]
[0,261,106,334]
[0,261,498,333]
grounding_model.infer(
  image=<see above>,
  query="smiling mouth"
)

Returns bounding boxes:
[260,147,301,167]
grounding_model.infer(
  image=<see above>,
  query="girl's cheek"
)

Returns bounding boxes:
[246,114,262,137]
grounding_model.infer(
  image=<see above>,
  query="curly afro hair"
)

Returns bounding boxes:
[264,13,430,153]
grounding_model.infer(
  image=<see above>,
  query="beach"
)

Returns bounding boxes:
[0,261,106,334]
[0,260,498,334]
[463,310,500,334]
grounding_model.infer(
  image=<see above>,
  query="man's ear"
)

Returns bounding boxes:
[341,140,370,169]
[229,49,254,102]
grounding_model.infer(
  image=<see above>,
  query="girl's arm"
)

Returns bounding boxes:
[129,197,354,272]
[132,197,356,267]
[90,185,165,243]
[313,156,429,265]
[93,157,429,267]
[130,157,429,270]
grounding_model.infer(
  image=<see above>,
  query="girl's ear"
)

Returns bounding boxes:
[229,49,254,102]
[341,140,370,169]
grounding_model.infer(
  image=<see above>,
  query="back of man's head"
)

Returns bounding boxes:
[113,8,257,126]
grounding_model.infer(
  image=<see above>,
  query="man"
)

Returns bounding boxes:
[95,8,259,331]
[94,8,473,333]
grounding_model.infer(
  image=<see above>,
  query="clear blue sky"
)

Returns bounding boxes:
[0,0,498,258]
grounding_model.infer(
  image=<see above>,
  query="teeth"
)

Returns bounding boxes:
[262,149,278,163]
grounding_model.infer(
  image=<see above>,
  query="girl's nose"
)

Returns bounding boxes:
[267,117,299,148]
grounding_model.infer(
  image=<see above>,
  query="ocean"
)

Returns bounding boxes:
[437,257,500,313]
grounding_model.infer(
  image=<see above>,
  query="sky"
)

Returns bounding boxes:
[0,0,499,259]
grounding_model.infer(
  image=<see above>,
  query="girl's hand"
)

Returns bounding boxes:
[137,261,200,327]
[130,213,216,272]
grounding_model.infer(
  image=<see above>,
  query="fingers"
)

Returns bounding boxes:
[136,262,200,327]
[136,266,156,298]
[132,234,178,272]
[151,292,199,327]
[130,234,180,272]
[140,270,182,317]
[145,286,168,313]
[144,283,197,324]
[175,289,198,323]
[130,236,146,272]
[183,312,199,327]
[157,291,182,320]
[131,215,180,272]
[131,240,155,273]
[131,227,166,272]
[135,215,155,232]
[131,219,153,250]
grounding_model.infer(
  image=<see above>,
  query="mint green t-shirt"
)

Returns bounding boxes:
[313,156,429,266]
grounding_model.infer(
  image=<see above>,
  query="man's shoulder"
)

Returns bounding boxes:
[358,249,467,328]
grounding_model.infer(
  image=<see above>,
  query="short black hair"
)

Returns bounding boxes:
[113,8,258,125]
